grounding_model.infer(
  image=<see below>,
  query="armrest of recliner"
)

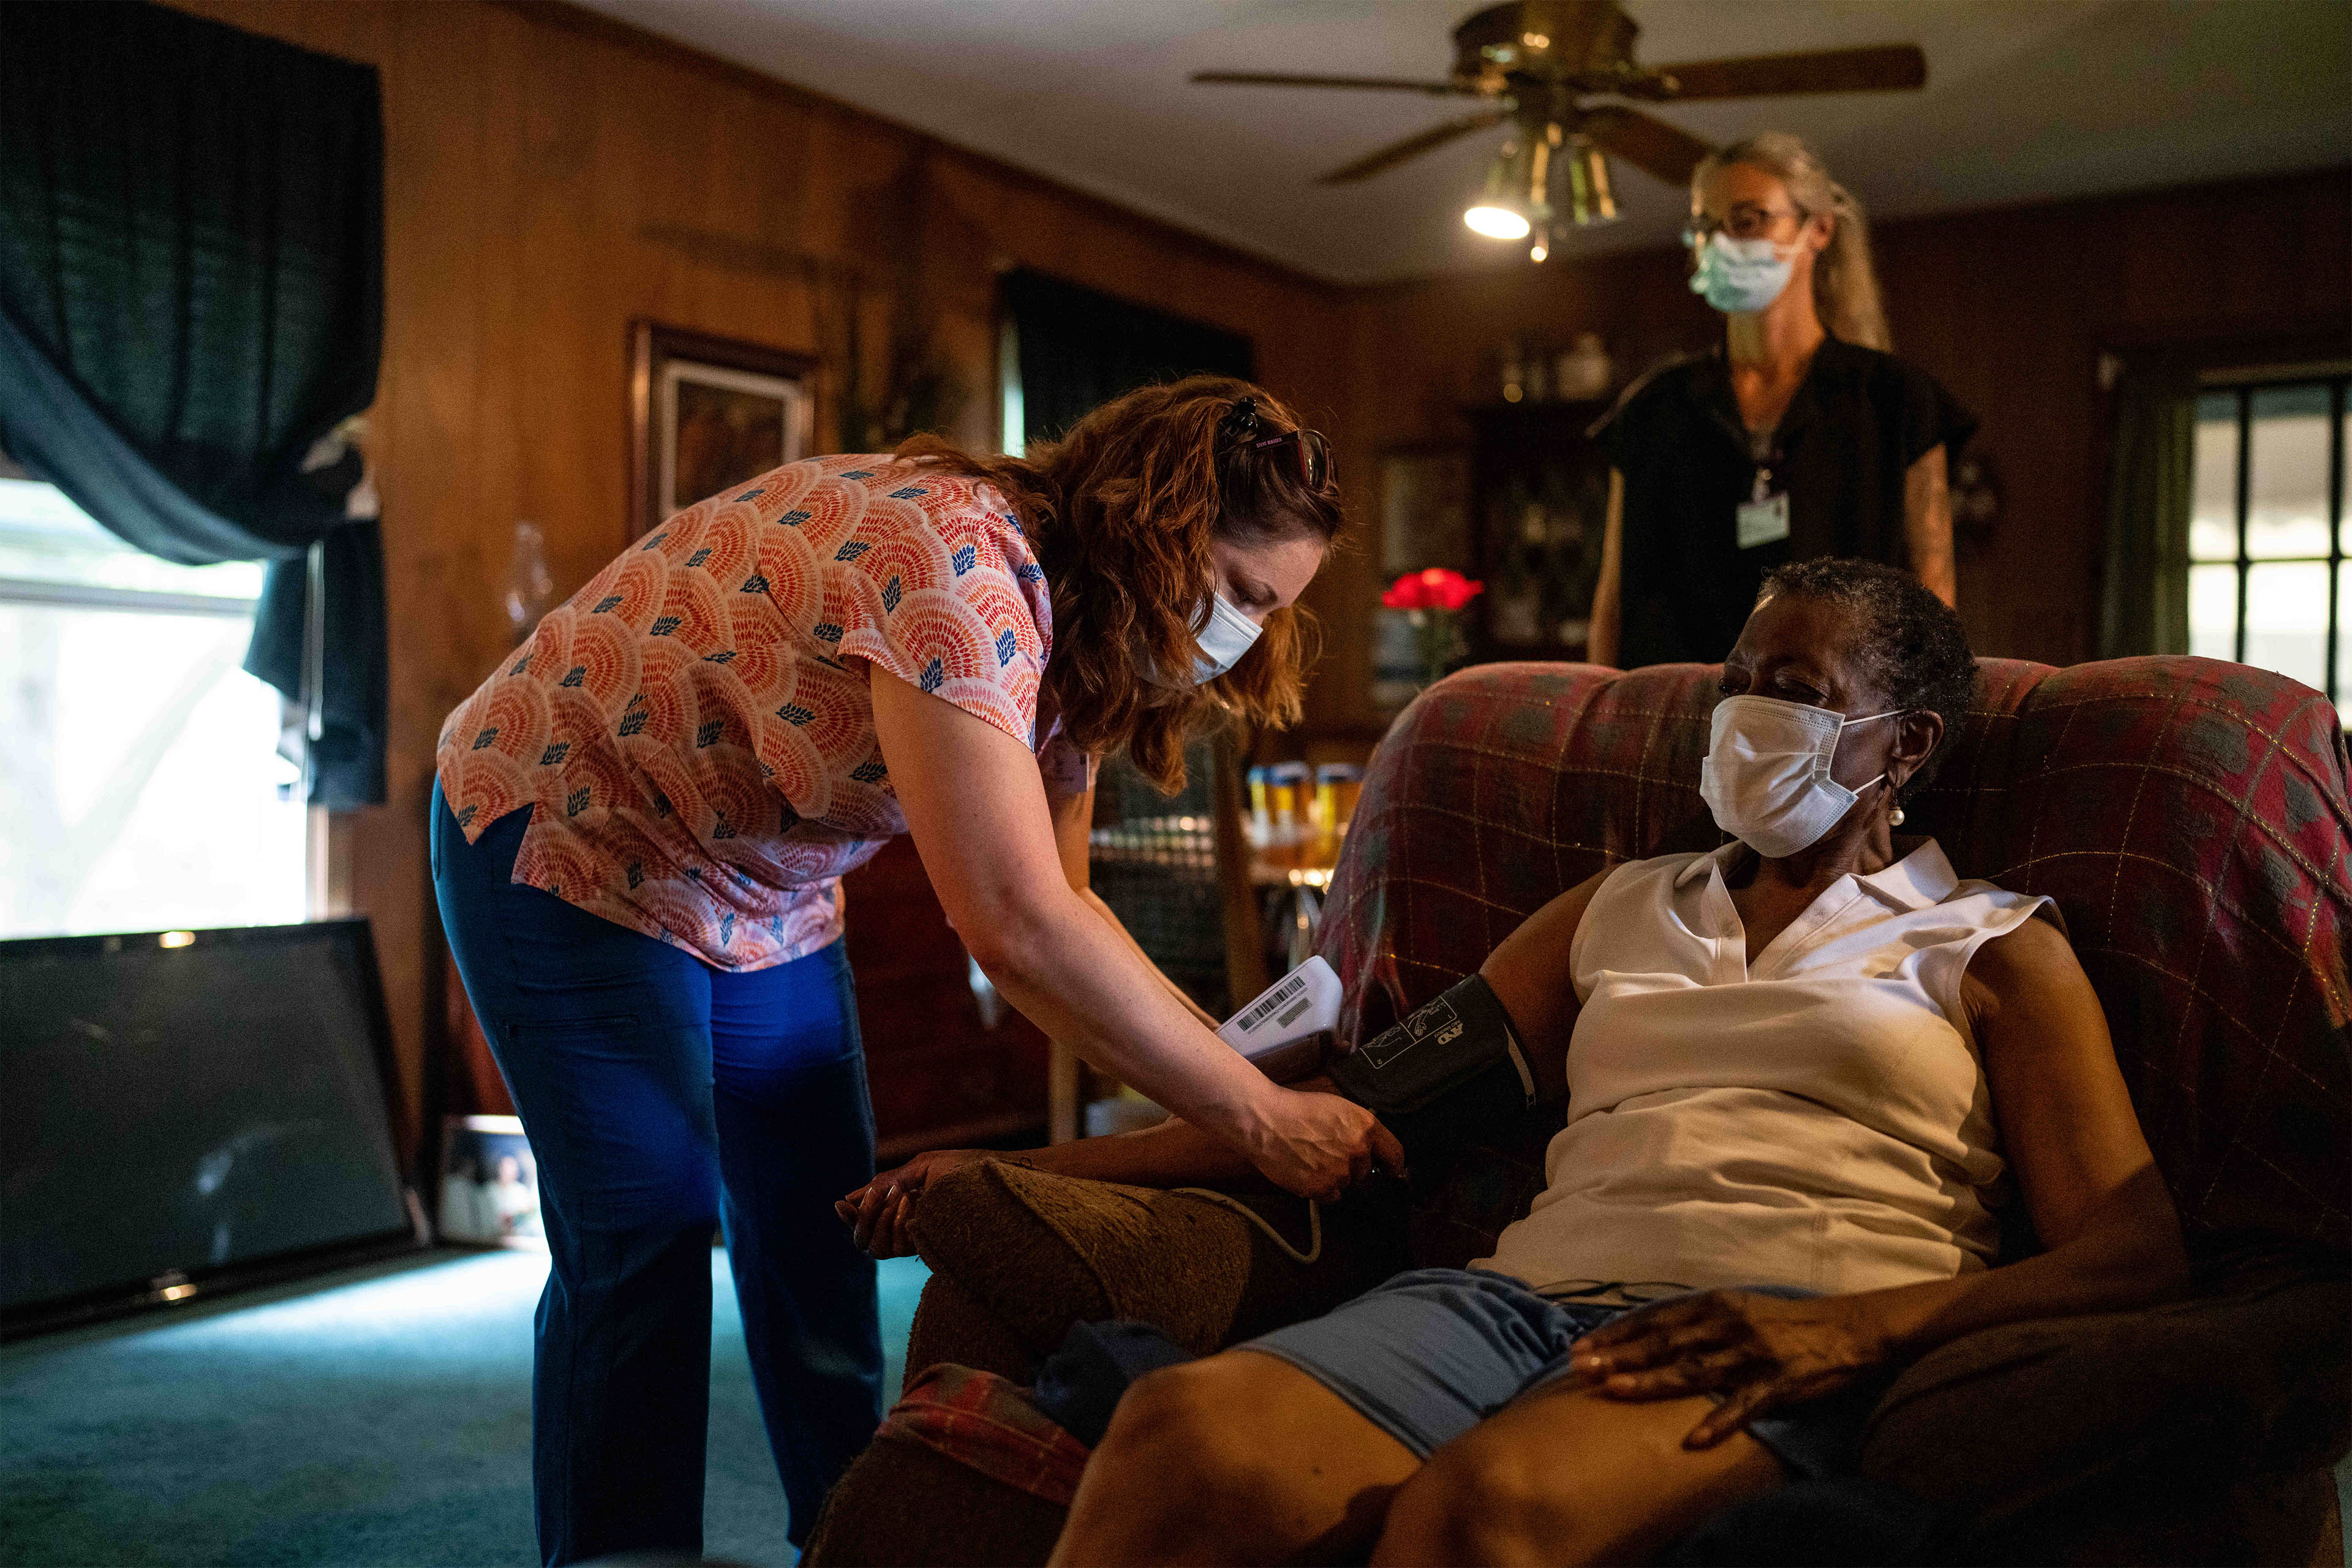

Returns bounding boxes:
[1860,1272,2352,1532]
[906,1159,1409,1379]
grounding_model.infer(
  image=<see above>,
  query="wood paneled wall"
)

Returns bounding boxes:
[146,0,2350,1145]
[160,0,1349,1143]
[1308,168,2351,735]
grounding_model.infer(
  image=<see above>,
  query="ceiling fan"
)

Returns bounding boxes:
[1193,0,1926,260]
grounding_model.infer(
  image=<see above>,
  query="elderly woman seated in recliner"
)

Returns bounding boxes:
[838,559,2189,1568]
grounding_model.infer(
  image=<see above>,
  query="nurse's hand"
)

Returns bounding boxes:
[1242,1084,1406,1203]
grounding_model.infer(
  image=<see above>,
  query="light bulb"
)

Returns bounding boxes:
[1464,205,1532,241]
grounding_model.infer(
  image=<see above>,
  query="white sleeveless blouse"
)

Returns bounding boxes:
[1478,839,2054,1297]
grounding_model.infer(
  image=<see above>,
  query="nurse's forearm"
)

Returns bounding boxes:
[1079,887,1222,1030]
[970,888,1276,1147]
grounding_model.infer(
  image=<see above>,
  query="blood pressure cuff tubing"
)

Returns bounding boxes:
[1327,973,1536,1172]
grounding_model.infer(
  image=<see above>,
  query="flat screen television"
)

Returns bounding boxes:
[1,919,421,1336]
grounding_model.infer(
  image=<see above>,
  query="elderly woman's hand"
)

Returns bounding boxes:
[1569,1289,1890,1449]
[835,1148,996,1259]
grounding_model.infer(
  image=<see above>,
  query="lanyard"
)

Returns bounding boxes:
[1750,434,1785,503]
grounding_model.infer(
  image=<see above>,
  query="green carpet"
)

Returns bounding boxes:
[0,1248,930,1567]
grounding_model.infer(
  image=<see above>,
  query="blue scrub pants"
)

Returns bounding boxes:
[431,782,882,1565]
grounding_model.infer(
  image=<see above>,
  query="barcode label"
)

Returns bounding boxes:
[1236,971,1310,1033]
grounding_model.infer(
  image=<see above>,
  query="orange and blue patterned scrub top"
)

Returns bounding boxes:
[434,453,1062,972]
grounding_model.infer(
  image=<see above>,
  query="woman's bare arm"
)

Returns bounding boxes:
[1575,913,2188,1447]
[1904,445,1957,607]
[1586,470,1625,668]
[846,869,1613,1254]
[872,666,1399,1200]
[1050,775,1221,1030]
[841,1093,1293,1256]
[1479,868,1609,1103]
[1869,913,2187,1346]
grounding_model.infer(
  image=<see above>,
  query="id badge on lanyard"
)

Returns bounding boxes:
[1736,462,1791,551]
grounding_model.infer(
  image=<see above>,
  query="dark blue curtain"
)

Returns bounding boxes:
[0,1,386,807]
[1002,270,1254,445]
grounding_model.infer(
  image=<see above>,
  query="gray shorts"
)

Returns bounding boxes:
[1238,1268,1879,1479]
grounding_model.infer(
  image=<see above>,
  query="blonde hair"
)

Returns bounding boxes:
[1696,132,1891,352]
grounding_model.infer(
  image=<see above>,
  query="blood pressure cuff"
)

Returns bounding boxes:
[1327,973,1535,1172]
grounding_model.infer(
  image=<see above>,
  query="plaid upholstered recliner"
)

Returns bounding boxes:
[808,657,2351,1567]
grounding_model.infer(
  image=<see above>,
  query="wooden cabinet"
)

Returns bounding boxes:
[842,835,1049,1159]
[1464,400,1613,663]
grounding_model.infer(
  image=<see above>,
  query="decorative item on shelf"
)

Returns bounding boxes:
[1498,340,1526,405]
[1381,567,1485,689]
[503,521,555,647]
[1311,764,1363,851]
[1494,335,1613,406]
[1950,450,2002,552]
[1554,332,1615,401]
[1246,761,1314,850]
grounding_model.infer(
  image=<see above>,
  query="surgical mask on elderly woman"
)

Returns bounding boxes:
[1698,695,1902,858]
[1689,234,1796,315]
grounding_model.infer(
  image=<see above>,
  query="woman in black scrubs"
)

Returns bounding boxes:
[1588,132,1975,668]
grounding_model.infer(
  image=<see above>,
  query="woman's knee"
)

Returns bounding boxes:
[1374,1441,1571,1567]
[1090,1360,1289,1510]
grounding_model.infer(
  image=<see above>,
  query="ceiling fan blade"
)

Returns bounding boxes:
[1578,106,1713,187]
[1315,108,1512,185]
[1638,44,1928,101]
[1191,70,1479,97]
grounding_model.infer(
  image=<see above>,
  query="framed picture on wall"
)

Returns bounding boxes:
[1378,445,1472,575]
[629,322,816,539]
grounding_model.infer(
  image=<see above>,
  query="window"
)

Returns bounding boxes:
[0,476,308,938]
[2188,374,2350,725]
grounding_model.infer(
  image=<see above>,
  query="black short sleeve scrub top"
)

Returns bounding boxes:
[1593,336,1977,668]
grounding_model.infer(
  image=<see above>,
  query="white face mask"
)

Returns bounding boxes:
[1698,695,1902,859]
[1189,593,1264,683]
[1689,233,1797,315]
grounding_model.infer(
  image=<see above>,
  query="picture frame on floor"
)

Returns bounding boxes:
[437,1115,546,1250]
[628,321,817,541]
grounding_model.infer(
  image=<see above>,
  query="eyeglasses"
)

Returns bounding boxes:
[1220,397,1332,491]
[1682,203,1809,248]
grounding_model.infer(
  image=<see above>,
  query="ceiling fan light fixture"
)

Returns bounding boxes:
[1464,130,1547,244]
[1464,203,1532,240]
[1564,137,1619,226]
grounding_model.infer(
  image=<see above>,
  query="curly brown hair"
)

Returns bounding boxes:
[895,375,1343,791]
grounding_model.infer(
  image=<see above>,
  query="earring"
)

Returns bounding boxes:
[1888,802,1907,827]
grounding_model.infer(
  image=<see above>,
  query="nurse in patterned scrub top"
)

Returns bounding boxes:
[431,376,1398,1565]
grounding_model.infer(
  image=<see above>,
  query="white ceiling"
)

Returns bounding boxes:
[572,0,2352,284]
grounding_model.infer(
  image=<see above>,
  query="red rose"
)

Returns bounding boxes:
[1383,567,1483,612]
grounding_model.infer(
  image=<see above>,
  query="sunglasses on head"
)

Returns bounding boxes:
[1220,397,1332,491]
